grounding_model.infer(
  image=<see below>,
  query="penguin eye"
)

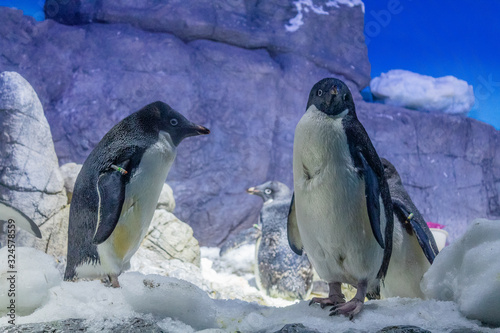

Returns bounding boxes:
[264,188,272,195]
[317,89,323,97]
[170,118,178,126]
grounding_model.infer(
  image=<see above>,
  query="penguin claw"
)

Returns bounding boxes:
[102,274,121,288]
[329,298,364,319]
[309,297,345,309]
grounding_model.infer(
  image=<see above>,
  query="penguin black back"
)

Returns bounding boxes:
[65,101,209,283]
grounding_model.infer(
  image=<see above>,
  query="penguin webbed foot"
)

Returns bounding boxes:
[102,274,121,288]
[329,280,367,320]
[308,282,345,309]
[329,298,364,320]
[309,296,345,309]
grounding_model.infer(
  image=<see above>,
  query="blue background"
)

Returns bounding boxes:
[1,0,499,129]
[364,0,500,129]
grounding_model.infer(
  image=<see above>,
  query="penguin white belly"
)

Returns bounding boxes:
[77,131,176,277]
[381,217,430,298]
[293,107,384,285]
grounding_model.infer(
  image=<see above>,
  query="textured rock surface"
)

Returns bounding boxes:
[43,0,370,88]
[143,209,201,266]
[2,318,166,333]
[356,102,500,242]
[156,183,175,213]
[0,71,67,244]
[59,162,82,203]
[27,205,70,259]
[0,5,498,246]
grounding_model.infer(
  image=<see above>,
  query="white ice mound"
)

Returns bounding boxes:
[370,69,475,115]
[120,272,218,330]
[0,247,62,316]
[421,218,500,326]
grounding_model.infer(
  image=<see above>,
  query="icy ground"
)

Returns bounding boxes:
[370,69,475,115]
[1,220,500,332]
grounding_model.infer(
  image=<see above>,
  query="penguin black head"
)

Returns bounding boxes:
[143,101,210,146]
[247,181,291,204]
[306,78,355,117]
[381,158,403,185]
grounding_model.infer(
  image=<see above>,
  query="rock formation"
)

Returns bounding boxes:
[0,71,67,250]
[0,2,498,245]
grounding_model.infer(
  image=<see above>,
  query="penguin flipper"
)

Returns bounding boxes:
[393,200,438,264]
[93,167,128,245]
[359,152,385,249]
[0,201,42,238]
[287,193,304,255]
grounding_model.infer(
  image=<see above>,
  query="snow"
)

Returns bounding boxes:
[326,0,365,12]
[422,218,500,326]
[0,247,61,316]
[370,69,475,115]
[1,244,498,332]
[285,0,364,32]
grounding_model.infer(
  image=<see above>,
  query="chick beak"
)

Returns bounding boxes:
[247,187,259,195]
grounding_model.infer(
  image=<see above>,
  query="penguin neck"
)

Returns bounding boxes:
[159,130,176,149]
[306,104,349,120]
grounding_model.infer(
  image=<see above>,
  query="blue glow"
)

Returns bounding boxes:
[0,0,45,21]
[364,0,500,129]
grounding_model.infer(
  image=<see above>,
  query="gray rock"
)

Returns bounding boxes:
[43,0,370,89]
[0,6,498,247]
[59,162,82,203]
[28,205,70,259]
[356,100,500,243]
[156,183,175,213]
[2,317,166,332]
[0,71,67,245]
[377,326,431,333]
[143,209,201,266]
[272,323,321,333]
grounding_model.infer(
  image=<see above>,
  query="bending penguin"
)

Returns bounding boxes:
[247,181,313,300]
[380,158,439,298]
[64,101,209,287]
[0,201,42,239]
[288,78,393,318]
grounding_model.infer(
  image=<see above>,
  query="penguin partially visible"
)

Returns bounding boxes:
[64,101,209,287]
[380,158,439,298]
[248,181,313,300]
[0,201,42,239]
[288,78,393,318]
[219,226,261,257]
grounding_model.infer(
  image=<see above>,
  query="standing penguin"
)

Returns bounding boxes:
[247,181,313,300]
[288,78,393,318]
[380,158,439,298]
[64,101,209,287]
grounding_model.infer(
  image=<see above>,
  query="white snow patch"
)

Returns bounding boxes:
[285,0,364,32]
[326,0,365,12]
[121,272,218,330]
[0,245,497,332]
[370,69,475,115]
[422,218,500,326]
[0,247,61,316]
[286,0,328,32]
